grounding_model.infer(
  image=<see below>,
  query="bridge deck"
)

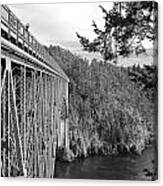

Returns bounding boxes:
[1,5,69,82]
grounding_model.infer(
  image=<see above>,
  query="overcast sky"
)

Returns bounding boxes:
[9,2,113,47]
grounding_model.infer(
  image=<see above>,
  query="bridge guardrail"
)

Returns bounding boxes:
[1,5,69,81]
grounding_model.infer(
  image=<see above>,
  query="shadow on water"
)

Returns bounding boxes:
[55,146,156,180]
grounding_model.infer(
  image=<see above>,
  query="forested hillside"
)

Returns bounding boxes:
[47,45,157,159]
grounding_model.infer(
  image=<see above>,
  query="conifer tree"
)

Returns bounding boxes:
[76,1,158,63]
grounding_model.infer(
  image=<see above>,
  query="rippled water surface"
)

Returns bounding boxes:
[55,146,157,180]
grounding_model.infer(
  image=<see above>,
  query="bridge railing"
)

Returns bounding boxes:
[1,5,63,78]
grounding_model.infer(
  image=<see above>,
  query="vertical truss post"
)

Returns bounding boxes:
[47,76,50,178]
[44,74,48,177]
[6,57,11,177]
[60,79,64,147]
[41,72,44,157]
[56,78,60,147]
[20,65,25,167]
[26,68,33,177]
[47,76,49,178]
[49,77,53,178]
[65,81,69,149]
[42,72,45,178]
[2,99,6,176]
[40,71,43,156]
[1,65,7,177]
[58,78,61,147]
[31,70,35,177]
[52,78,57,178]
[23,66,27,176]
[38,71,43,177]
[41,73,45,178]
[50,78,53,178]
[33,70,37,177]
[60,79,63,146]
[46,75,49,177]
[1,69,7,95]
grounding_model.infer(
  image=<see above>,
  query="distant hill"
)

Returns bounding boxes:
[117,48,156,67]
[52,40,156,67]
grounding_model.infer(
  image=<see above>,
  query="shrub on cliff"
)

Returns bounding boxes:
[47,46,156,157]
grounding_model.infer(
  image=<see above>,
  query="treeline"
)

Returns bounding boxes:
[47,45,157,158]
[128,64,157,102]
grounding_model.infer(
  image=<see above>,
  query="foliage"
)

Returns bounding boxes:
[47,45,156,157]
[128,64,157,101]
[76,1,158,62]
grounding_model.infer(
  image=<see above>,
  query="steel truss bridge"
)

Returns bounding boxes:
[1,5,69,178]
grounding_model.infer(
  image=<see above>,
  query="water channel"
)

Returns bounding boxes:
[55,145,157,180]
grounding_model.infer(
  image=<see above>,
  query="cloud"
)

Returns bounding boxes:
[9,2,113,45]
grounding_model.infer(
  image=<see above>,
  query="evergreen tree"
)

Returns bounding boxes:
[76,1,158,63]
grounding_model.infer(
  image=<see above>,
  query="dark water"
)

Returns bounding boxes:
[55,146,157,180]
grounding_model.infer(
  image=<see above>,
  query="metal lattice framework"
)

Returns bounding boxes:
[1,5,69,177]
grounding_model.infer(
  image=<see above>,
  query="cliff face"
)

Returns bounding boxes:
[47,45,156,159]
